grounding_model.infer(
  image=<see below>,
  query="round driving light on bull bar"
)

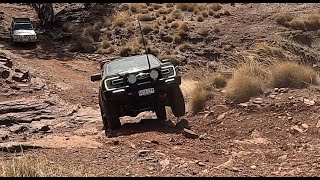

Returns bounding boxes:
[127,74,137,84]
[150,69,159,80]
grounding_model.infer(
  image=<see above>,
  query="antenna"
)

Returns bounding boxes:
[137,19,151,70]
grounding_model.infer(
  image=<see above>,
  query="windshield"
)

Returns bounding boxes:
[106,54,161,75]
[14,23,33,30]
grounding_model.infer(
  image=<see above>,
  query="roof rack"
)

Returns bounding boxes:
[12,17,31,23]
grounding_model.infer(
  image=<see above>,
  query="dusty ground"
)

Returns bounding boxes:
[1,3,320,177]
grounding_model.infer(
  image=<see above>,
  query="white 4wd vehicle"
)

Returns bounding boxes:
[9,17,37,45]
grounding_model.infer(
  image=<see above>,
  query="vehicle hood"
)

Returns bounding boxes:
[103,65,161,79]
[13,30,36,36]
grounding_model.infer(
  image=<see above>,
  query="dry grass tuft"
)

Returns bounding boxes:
[101,40,111,49]
[197,16,204,22]
[166,16,174,23]
[190,85,213,114]
[0,154,88,177]
[107,47,115,54]
[272,11,293,26]
[153,4,163,10]
[288,19,306,30]
[201,11,208,18]
[70,34,96,53]
[254,43,285,60]
[194,9,200,15]
[119,46,133,57]
[84,26,100,41]
[199,73,229,90]
[224,62,267,103]
[197,4,206,11]
[138,36,149,46]
[287,13,320,31]
[158,7,169,14]
[149,47,160,56]
[104,17,113,27]
[161,34,173,42]
[97,48,108,54]
[208,10,215,16]
[224,74,263,103]
[171,22,179,29]
[178,21,189,32]
[170,9,183,19]
[176,3,195,12]
[209,3,222,11]
[178,42,192,52]
[159,55,181,66]
[130,3,147,13]
[126,23,135,33]
[269,61,318,88]
[62,22,77,32]
[305,13,320,30]
[199,27,209,36]
[138,14,156,21]
[213,25,220,33]
[180,79,197,98]
[114,11,130,27]
[214,13,221,18]
[173,34,182,44]
[166,3,174,8]
[142,25,153,34]
[93,21,103,31]
[223,10,231,16]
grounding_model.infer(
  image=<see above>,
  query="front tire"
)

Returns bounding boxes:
[155,105,167,121]
[168,86,185,117]
[98,89,108,130]
[105,102,121,130]
[30,42,37,48]
[10,38,15,46]
[98,89,121,130]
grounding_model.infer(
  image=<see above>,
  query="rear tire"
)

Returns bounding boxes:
[168,86,185,117]
[155,105,167,121]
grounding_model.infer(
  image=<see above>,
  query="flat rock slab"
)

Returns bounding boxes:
[0,97,65,125]
[31,135,102,149]
[0,141,44,153]
[72,107,101,123]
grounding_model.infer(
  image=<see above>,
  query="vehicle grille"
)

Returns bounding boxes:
[136,73,152,85]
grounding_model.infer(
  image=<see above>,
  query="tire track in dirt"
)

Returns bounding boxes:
[0,47,100,107]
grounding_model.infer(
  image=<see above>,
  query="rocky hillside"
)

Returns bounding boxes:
[0,3,320,177]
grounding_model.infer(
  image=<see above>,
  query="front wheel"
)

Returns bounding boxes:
[168,86,185,117]
[10,38,15,46]
[30,42,37,48]
[155,105,167,121]
[98,89,108,130]
[105,101,121,130]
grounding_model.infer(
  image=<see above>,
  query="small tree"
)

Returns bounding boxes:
[30,3,54,27]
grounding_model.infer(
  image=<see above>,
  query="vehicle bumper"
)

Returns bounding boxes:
[12,38,37,43]
[103,76,181,107]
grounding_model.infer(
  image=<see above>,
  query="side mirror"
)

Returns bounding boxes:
[91,73,102,82]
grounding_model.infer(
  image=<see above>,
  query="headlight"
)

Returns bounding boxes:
[127,74,137,84]
[150,69,159,80]
[161,65,175,78]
